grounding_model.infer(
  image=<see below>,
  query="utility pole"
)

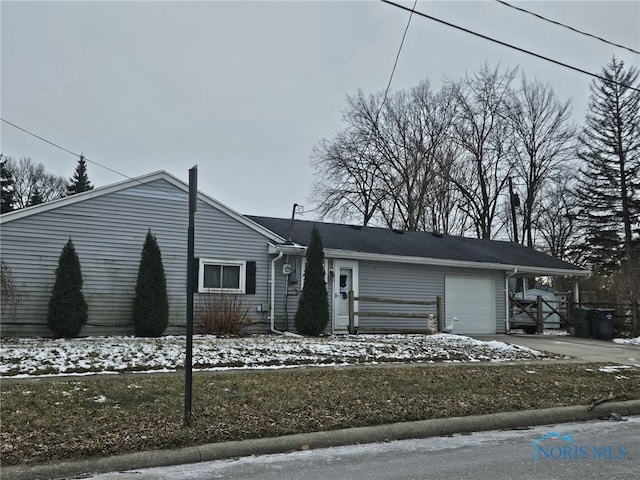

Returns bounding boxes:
[508,177,519,244]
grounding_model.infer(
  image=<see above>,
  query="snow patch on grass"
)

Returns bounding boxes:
[0,333,550,378]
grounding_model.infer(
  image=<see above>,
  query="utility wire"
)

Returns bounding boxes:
[380,0,640,93]
[1,117,193,203]
[375,0,418,122]
[496,0,640,55]
[1,117,131,178]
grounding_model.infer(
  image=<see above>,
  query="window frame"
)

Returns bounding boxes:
[198,258,247,294]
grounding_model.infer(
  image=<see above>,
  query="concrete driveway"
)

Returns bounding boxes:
[474,334,640,366]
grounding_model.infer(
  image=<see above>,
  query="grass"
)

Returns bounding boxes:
[2,362,640,466]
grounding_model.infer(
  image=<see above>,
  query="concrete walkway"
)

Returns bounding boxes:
[474,334,640,366]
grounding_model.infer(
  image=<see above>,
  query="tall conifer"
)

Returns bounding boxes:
[576,57,640,274]
[47,239,88,337]
[132,230,169,337]
[294,226,329,336]
[67,155,94,195]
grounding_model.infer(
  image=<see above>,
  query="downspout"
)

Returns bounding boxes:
[505,269,518,334]
[270,250,285,334]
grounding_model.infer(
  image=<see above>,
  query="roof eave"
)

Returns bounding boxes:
[269,244,590,277]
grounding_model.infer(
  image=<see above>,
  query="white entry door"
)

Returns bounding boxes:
[333,260,359,333]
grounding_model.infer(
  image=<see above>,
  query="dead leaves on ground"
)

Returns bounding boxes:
[2,363,639,466]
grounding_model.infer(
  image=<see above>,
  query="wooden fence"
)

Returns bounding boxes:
[510,292,572,334]
[347,291,442,334]
[510,293,639,336]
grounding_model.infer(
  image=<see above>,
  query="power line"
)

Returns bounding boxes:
[1,117,131,179]
[379,0,640,94]
[376,0,418,122]
[1,117,193,203]
[495,0,640,55]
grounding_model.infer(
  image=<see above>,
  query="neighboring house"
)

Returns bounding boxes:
[0,170,590,337]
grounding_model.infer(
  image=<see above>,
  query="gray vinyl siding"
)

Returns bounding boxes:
[357,261,506,333]
[272,257,506,335]
[0,179,272,337]
[270,254,307,333]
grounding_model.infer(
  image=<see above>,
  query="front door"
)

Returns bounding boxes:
[333,260,359,333]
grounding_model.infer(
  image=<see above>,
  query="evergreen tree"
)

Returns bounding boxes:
[26,186,45,207]
[67,155,94,195]
[47,239,88,337]
[1,156,17,214]
[576,57,640,274]
[132,230,169,337]
[294,226,330,336]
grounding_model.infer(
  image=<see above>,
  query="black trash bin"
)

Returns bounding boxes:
[588,308,615,340]
[572,307,591,338]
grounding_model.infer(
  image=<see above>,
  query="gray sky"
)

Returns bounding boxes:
[2,0,639,219]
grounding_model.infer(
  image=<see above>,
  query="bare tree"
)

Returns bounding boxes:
[507,76,577,247]
[310,130,385,226]
[447,64,518,239]
[4,157,67,209]
[536,172,582,262]
[345,87,438,230]
[310,81,458,231]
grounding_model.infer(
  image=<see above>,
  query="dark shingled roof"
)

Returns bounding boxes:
[247,216,587,274]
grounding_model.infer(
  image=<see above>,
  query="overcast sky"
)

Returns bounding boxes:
[1,1,638,219]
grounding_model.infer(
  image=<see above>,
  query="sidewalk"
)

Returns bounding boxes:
[4,400,640,480]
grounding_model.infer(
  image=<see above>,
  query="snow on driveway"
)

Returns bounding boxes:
[0,333,549,378]
[613,337,640,346]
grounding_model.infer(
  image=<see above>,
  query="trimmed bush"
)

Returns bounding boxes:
[47,239,88,337]
[196,294,252,336]
[132,230,169,337]
[1,259,19,316]
[294,226,329,336]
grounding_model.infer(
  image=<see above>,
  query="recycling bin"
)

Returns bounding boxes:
[572,307,591,338]
[588,308,615,340]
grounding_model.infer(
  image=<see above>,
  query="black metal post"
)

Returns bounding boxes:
[185,166,197,426]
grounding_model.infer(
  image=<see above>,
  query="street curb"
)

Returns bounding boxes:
[4,400,640,480]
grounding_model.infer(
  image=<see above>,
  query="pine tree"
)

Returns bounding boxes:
[47,239,88,337]
[132,230,169,337]
[67,155,94,195]
[294,226,329,336]
[576,57,640,274]
[26,186,44,207]
[1,156,17,214]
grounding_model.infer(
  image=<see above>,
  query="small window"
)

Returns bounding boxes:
[198,259,246,294]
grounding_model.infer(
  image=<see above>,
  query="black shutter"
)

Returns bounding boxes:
[245,261,256,294]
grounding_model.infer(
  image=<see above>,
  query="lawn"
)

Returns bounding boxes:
[1,334,639,467]
[0,333,552,376]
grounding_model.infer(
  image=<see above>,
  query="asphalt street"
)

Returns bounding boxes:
[83,417,640,480]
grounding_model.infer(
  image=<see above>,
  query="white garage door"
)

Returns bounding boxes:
[445,276,495,334]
